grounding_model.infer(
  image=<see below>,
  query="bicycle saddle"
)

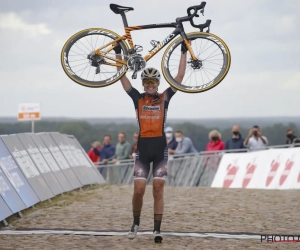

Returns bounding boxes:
[110,4,134,14]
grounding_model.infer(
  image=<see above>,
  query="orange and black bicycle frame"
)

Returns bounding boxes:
[94,3,211,66]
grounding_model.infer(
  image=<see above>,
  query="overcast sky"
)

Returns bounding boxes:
[0,0,299,119]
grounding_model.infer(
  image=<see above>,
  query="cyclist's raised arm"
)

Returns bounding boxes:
[174,42,188,84]
[113,44,132,92]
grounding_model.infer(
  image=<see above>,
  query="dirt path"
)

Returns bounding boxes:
[0,185,299,249]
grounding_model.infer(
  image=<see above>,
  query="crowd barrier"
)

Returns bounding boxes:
[0,132,105,226]
[97,144,300,189]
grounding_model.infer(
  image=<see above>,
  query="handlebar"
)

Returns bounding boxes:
[176,2,211,32]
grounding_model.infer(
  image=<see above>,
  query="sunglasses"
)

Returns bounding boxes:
[143,79,159,85]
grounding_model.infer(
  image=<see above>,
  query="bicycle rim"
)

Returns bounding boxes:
[161,32,231,93]
[61,28,129,88]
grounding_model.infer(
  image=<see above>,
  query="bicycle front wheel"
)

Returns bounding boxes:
[61,28,129,88]
[161,32,231,93]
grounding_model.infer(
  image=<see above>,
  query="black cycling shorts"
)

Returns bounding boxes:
[134,136,168,180]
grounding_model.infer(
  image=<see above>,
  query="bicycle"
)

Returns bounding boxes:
[61,2,231,93]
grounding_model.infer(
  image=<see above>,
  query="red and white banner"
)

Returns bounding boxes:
[211,147,300,189]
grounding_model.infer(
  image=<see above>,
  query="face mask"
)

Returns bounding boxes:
[211,136,219,141]
[232,131,239,136]
[287,134,294,139]
[253,131,258,136]
[166,133,172,139]
[175,137,182,142]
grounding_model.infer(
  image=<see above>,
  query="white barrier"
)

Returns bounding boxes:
[211,147,300,189]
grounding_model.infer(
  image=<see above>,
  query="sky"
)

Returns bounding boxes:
[0,0,299,119]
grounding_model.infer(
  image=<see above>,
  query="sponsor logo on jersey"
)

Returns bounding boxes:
[139,115,160,120]
[142,105,160,111]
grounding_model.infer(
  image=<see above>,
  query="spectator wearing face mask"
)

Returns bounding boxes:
[168,131,197,155]
[286,129,300,147]
[206,130,225,151]
[244,125,268,150]
[225,125,246,150]
[165,126,178,150]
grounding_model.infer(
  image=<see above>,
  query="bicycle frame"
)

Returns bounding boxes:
[94,19,197,67]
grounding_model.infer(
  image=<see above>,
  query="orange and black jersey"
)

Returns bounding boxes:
[127,86,176,138]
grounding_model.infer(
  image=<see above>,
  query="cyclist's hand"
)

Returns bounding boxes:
[112,42,121,54]
[181,40,191,54]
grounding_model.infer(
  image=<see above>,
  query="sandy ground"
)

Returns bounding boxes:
[0,184,299,249]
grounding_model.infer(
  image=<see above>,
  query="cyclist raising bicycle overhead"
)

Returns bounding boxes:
[113,41,189,243]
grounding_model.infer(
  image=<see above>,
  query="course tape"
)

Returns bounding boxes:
[0,228,262,239]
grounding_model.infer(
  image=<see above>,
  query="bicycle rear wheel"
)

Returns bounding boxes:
[61,28,129,88]
[161,32,231,93]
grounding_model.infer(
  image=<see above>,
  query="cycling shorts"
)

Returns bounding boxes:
[134,136,168,180]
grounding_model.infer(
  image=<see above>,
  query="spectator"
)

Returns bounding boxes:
[87,141,101,164]
[168,131,197,155]
[286,129,300,146]
[165,126,178,150]
[244,125,268,150]
[110,132,132,163]
[130,132,139,159]
[225,125,245,150]
[206,130,225,151]
[93,135,115,163]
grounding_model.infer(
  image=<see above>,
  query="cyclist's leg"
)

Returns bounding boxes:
[128,147,150,239]
[152,138,168,243]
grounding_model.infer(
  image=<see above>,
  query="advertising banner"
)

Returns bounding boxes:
[49,133,92,186]
[1,135,54,201]
[0,137,39,210]
[17,133,64,196]
[211,148,300,190]
[30,134,73,192]
[38,133,82,189]
[0,196,12,222]
[63,134,105,184]
[67,135,105,183]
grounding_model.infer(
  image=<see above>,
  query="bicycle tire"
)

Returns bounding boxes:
[161,32,231,93]
[61,28,129,88]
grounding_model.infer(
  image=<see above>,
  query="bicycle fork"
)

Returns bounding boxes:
[181,32,203,70]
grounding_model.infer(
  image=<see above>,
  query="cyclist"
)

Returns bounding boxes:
[113,41,188,243]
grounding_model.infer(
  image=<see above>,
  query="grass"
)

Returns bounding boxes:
[1,184,108,228]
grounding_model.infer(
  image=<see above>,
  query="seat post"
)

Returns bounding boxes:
[120,12,129,27]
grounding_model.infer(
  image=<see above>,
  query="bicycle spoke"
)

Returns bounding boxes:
[78,39,92,54]
[183,68,194,85]
[100,66,112,79]
[200,70,205,87]
[194,71,197,86]
[199,39,209,55]
[202,47,221,61]
[86,65,92,80]
[195,39,199,57]
[198,42,215,56]
[93,34,99,51]
[204,53,223,61]
[73,44,89,56]
[202,68,216,77]
[204,61,222,66]
[69,58,88,63]
[202,68,211,83]
[85,37,93,51]
[68,54,87,57]
[69,50,87,58]
[74,64,90,74]
[72,61,90,68]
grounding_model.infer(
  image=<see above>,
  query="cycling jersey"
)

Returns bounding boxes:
[127,86,176,138]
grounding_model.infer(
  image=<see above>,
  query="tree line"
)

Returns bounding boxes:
[0,121,298,152]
